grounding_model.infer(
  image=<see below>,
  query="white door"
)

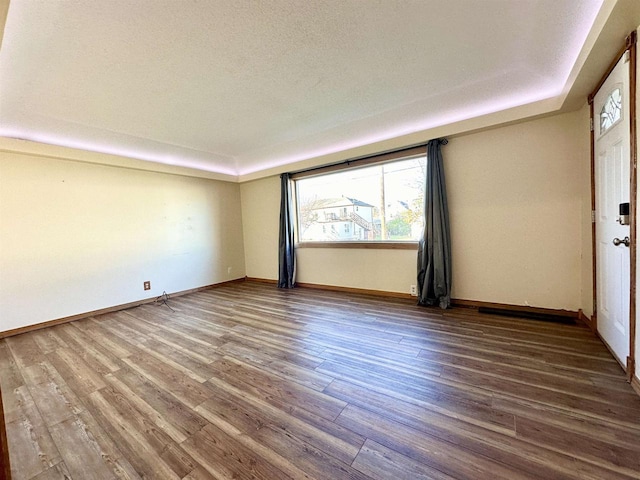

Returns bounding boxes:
[594,53,631,367]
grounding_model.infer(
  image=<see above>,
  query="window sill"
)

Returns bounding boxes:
[296,241,418,250]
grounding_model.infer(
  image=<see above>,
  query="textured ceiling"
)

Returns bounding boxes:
[0,0,606,177]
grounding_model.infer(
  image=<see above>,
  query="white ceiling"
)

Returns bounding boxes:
[0,1,608,177]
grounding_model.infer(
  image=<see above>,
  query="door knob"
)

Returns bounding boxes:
[613,236,630,247]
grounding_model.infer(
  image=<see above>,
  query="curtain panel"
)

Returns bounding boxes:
[417,138,451,308]
[278,173,296,288]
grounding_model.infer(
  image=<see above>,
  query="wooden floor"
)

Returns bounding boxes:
[2,281,640,480]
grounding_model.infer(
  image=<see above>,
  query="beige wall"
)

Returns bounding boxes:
[579,102,594,319]
[241,108,589,310]
[296,248,417,293]
[447,108,587,310]
[240,175,281,280]
[0,107,592,332]
[0,150,246,332]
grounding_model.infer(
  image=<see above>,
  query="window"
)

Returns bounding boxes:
[600,87,622,134]
[295,155,426,243]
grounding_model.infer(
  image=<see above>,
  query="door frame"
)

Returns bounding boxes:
[589,31,637,381]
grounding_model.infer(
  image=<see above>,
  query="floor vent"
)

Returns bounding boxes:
[477,306,576,324]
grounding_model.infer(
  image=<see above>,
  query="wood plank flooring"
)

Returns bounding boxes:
[2,281,640,479]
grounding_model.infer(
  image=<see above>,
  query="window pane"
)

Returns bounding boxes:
[296,157,425,242]
[600,87,622,135]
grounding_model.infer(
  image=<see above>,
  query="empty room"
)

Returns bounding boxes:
[2,0,640,479]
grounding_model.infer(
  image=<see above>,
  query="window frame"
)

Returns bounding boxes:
[291,146,425,249]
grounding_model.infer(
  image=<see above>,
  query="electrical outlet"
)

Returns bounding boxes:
[227,267,232,274]
[410,285,417,296]
[143,281,151,291]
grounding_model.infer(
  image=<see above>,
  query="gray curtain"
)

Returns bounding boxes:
[417,138,451,308]
[278,173,296,288]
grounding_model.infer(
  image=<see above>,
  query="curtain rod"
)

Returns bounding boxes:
[287,141,436,177]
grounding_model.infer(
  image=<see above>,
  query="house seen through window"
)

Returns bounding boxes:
[295,156,426,242]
